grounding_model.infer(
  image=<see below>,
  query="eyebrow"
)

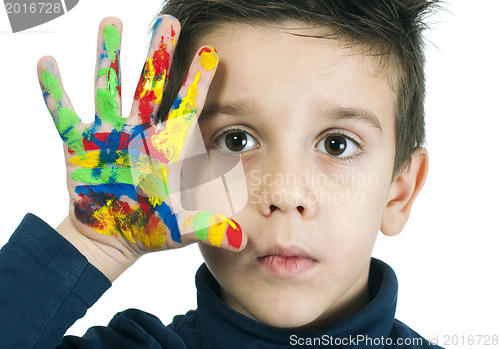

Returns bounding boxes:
[317,105,383,135]
[199,102,383,135]
[199,102,258,122]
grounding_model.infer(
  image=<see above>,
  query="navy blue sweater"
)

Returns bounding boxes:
[0,214,443,348]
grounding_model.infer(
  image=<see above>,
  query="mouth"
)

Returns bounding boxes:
[257,246,317,279]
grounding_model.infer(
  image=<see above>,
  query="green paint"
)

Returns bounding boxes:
[72,167,134,185]
[41,69,62,101]
[96,67,124,131]
[136,175,170,197]
[99,67,119,93]
[57,108,85,156]
[70,168,169,193]
[103,25,120,62]
[193,211,211,241]
[40,70,84,156]
[97,25,122,131]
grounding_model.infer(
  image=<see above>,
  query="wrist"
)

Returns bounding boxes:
[56,216,139,282]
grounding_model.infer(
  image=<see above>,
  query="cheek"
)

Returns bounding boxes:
[198,244,234,278]
[315,166,393,249]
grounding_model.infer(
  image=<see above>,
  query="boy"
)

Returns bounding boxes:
[0,0,443,347]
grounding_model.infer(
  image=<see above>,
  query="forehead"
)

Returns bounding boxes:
[197,22,397,136]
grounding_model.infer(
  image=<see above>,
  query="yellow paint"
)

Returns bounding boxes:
[91,201,167,249]
[182,211,236,247]
[130,153,161,175]
[161,166,169,198]
[167,71,200,120]
[152,71,201,163]
[135,173,162,197]
[130,153,171,199]
[183,215,194,230]
[207,214,227,247]
[139,59,156,99]
[138,41,169,104]
[69,150,129,168]
[200,47,218,72]
[132,220,167,250]
[149,196,163,207]
[92,205,119,237]
[226,218,238,230]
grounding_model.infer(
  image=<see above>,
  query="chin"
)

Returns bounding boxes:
[249,297,327,329]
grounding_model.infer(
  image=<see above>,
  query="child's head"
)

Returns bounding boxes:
[156,0,436,329]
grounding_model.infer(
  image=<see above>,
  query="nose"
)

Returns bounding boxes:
[252,149,318,219]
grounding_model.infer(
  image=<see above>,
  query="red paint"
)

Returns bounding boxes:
[199,47,212,56]
[137,90,157,125]
[226,219,243,249]
[67,132,132,154]
[110,56,121,97]
[134,36,170,126]
[152,36,170,76]
[74,190,159,237]
[134,72,145,100]
[146,214,162,234]
[198,47,217,56]
[133,127,171,164]
[138,94,154,125]
[171,25,176,39]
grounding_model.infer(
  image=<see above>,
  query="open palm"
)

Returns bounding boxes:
[37,16,245,255]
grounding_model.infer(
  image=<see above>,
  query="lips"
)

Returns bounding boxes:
[257,246,316,278]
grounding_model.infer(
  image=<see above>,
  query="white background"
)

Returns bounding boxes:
[0,1,499,347]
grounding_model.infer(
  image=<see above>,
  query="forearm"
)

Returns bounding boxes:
[0,214,111,348]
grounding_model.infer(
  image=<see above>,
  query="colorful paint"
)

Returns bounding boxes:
[74,189,167,249]
[40,23,242,250]
[134,26,175,126]
[96,24,124,131]
[41,69,86,156]
[151,71,200,163]
[199,46,218,72]
[185,212,243,249]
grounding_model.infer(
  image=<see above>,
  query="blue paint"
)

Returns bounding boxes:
[76,183,137,200]
[84,114,102,139]
[156,202,181,243]
[76,184,182,243]
[171,94,182,110]
[150,16,164,46]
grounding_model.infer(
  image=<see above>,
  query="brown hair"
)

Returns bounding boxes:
[155,0,440,175]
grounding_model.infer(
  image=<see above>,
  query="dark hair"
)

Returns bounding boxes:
[156,0,439,176]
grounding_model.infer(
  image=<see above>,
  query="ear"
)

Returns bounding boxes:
[381,148,429,237]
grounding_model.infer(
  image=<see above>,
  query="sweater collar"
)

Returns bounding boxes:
[196,258,398,348]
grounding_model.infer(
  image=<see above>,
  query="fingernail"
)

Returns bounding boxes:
[199,46,218,72]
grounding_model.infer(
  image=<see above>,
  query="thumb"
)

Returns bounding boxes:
[177,209,247,251]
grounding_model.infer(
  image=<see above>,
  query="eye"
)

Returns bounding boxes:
[315,133,359,159]
[213,128,258,154]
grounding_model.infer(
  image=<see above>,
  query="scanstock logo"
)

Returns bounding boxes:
[4,0,79,33]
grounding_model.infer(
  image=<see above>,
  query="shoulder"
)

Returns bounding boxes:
[390,319,445,348]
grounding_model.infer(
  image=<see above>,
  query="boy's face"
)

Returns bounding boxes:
[196,23,398,329]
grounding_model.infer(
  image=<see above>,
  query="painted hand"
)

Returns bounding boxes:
[37,16,246,255]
